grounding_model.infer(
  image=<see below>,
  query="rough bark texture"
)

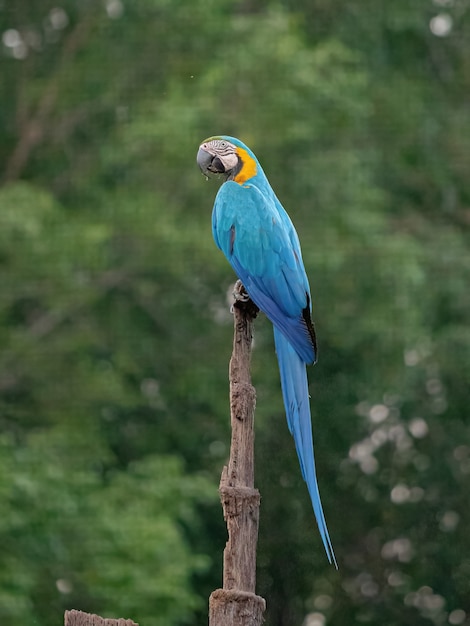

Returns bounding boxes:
[209,281,266,626]
[64,609,138,626]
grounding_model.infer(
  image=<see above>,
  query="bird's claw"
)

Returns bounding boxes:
[233,280,250,303]
[231,280,259,317]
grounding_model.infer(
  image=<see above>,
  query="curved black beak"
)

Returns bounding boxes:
[197,147,226,175]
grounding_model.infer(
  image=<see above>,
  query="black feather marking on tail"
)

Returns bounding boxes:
[302,293,318,363]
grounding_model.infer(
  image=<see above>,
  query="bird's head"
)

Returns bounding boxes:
[197,136,258,184]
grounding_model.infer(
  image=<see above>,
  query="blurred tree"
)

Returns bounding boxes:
[1,1,469,625]
[0,426,213,626]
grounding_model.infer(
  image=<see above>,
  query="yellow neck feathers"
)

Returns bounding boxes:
[233,147,258,184]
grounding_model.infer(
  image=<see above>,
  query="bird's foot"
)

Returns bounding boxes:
[233,280,250,303]
[231,280,259,318]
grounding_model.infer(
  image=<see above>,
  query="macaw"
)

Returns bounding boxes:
[197,135,336,566]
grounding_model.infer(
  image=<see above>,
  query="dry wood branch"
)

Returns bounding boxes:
[64,609,138,626]
[209,281,266,626]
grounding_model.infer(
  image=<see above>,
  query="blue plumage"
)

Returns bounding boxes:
[198,135,336,566]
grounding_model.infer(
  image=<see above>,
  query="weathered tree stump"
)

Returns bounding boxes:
[209,281,266,626]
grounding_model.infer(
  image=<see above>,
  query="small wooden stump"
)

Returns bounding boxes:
[64,609,138,626]
[209,589,265,626]
[209,281,266,626]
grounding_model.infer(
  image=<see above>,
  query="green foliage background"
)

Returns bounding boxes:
[1,1,469,625]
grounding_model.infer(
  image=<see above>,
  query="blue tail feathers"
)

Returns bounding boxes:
[273,327,337,567]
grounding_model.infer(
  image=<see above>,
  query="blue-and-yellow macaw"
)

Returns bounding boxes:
[197,135,336,566]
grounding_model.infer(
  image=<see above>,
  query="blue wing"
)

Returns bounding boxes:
[212,179,336,566]
[213,181,315,365]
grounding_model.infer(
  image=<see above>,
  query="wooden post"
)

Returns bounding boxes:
[209,281,266,626]
[65,283,265,626]
[64,610,138,626]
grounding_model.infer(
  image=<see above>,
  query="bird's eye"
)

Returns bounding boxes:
[220,141,227,147]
